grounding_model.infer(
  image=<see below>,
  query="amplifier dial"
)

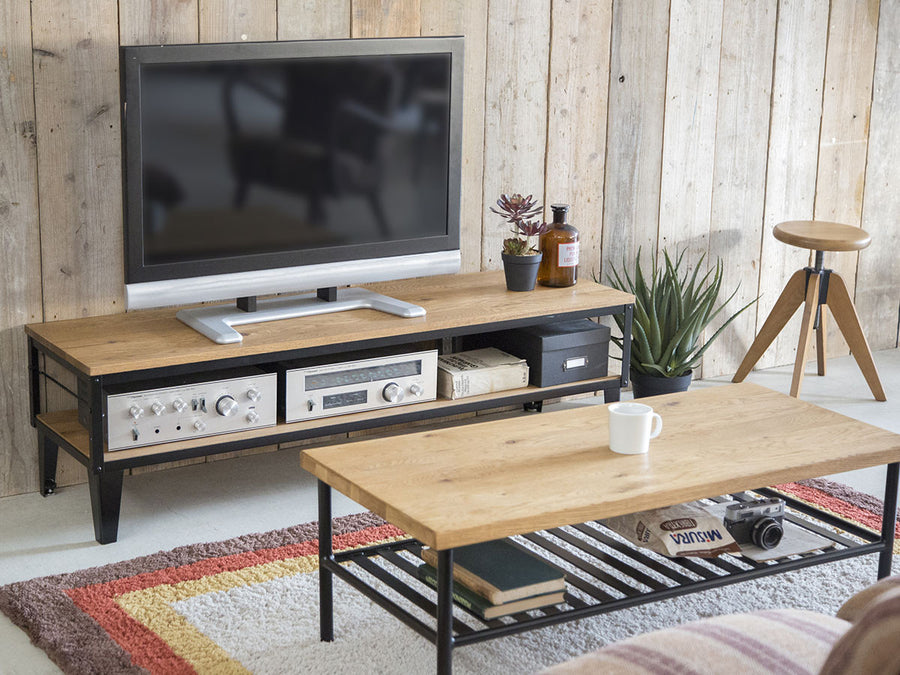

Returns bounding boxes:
[150,401,165,416]
[172,398,188,414]
[409,383,424,397]
[246,410,260,424]
[216,395,239,417]
[129,405,144,420]
[194,420,207,432]
[247,387,262,402]
[382,382,403,403]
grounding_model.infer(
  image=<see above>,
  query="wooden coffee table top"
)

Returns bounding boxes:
[301,383,900,550]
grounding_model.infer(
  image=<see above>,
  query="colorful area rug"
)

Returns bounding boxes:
[2,480,898,675]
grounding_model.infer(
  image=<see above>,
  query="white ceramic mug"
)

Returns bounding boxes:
[608,402,663,454]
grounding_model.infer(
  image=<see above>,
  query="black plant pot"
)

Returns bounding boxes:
[501,252,543,291]
[630,368,693,398]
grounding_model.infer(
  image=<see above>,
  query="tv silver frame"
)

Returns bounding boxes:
[120,36,464,343]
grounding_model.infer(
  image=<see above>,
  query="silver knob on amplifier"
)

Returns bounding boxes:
[151,401,165,416]
[216,395,239,417]
[129,404,144,420]
[382,382,404,403]
[246,410,260,424]
[172,398,188,414]
[409,383,424,397]
[193,419,207,432]
[247,387,262,402]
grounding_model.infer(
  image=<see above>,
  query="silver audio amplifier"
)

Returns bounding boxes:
[105,368,277,450]
[284,350,438,422]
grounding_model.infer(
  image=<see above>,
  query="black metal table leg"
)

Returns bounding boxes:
[318,480,334,641]
[37,430,59,496]
[88,468,124,544]
[436,548,455,675]
[878,462,899,579]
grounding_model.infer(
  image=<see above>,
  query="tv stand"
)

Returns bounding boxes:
[25,271,634,543]
[176,287,427,344]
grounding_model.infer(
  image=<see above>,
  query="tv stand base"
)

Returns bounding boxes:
[176,288,427,344]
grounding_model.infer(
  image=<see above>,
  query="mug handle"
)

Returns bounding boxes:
[649,413,663,439]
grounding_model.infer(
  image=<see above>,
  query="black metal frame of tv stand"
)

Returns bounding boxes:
[316,465,899,674]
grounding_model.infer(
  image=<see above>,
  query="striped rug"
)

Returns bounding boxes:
[1,480,897,675]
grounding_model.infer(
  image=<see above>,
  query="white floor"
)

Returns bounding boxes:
[1,348,898,673]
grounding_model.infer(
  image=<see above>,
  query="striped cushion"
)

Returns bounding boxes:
[820,585,900,674]
[834,574,900,623]
[541,609,849,675]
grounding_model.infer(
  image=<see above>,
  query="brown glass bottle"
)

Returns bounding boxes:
[537,204,579,287]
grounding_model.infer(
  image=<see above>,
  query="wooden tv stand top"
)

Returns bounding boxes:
[25,271,633,376]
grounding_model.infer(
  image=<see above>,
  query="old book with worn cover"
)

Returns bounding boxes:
[416,564,565,619]
[420,539,565,604]
[436,348,529,399]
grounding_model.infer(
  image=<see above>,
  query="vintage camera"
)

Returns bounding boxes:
[723,498,785,550]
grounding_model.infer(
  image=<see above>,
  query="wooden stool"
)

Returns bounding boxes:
[733,220,886,400]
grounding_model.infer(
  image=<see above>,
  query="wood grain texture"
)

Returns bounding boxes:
[0,0,43,496]
[754,0,828,370]
[857,0,900,350]
[302,382,900,550]
[657,0,723,268]
[31,0,124,323]
[703,0,776,379]
[25,272,633,375]
[481,0,551,270]
[199,0,276,42]
[814,0,879,359]
[119,0,199,45]
[279,0,351,39]
[599,0,668,280]
[544,0,612,283]
[351,0,421,37]
[421,0,488,273]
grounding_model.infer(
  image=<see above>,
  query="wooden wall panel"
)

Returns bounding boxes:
[657,0,723,271]
[480,0,551,270]
[199,0,276,42]
[754,0,828,371]
[421,0,488,273]
[814,0,879,358]
[279,0,351,39]
[703,0,776,377]
[352,0,421,37]
[120,0,199,45]
[0,0,43,497]
[600,0,669,281]
[544,0,612,282]
[857,0,900,350]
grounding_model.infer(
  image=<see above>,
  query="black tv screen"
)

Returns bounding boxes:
[121,38,462,287]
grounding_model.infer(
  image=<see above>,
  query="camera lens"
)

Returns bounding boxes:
[752,517,783,550]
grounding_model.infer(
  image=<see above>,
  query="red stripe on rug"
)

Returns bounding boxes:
[67,523,403,674]
[773,482,900,538]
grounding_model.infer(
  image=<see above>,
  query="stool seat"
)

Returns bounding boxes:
[774,220,871,252]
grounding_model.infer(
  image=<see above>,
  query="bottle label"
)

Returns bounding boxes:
[558,242,579,268]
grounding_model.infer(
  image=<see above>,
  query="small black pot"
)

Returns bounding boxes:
[501,252,543,291]
[630,368,693,398]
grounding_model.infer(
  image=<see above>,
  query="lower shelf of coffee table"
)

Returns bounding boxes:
[325,489,886,646]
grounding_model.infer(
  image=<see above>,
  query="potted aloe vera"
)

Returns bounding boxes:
[491,193,550,291]
[603,249,756,398]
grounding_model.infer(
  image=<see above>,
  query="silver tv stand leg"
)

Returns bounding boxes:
[176,287,425,344]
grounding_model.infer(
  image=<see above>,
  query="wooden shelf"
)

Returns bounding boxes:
[37,375,620,464]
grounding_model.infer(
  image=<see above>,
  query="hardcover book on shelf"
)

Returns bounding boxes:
[420,539,566,604]
[436,348,529,399]
[416,564,565,619]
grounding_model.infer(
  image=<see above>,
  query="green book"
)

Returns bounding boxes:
[420,538,566,604]
[416,564,565,619]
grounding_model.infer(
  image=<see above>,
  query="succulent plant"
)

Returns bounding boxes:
[491,193,549,256]
[602,249,757,378]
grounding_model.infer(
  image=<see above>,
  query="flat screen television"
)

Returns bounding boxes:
[120,37,463,343]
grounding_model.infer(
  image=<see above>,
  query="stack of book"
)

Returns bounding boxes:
[418,539,566,620]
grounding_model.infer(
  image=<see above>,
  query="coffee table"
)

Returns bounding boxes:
[301,383,900,674]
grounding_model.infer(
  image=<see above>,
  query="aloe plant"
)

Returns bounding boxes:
[603,249,756,378]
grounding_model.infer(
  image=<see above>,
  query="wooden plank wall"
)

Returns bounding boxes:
[1,0,898,497]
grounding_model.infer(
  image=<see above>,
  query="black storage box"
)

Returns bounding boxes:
[483,319,611,387]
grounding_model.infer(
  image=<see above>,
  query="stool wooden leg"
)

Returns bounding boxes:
[816,307,827,376]
[733,269,807,383]
[825,272,886,401]
[791,272,820,397]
